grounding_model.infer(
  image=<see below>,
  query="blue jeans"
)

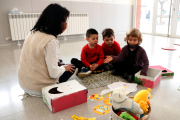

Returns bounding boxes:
[59,65,76,83]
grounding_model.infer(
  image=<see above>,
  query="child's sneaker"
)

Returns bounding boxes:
[127,75,133,83]
[78,67,92,78]
[104,64,111,71]
[123,73,133,83]
[122,72,129,79]
[104,63,114,71]
[75,68,78,75]
[104,66,111,71]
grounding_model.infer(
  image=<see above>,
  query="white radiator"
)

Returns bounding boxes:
[8,13,89,41]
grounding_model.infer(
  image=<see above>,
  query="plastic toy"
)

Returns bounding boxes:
[134,88,151,113]
[93,105,110,115]
[104,98,112,106]
[120,112,135,120]
[101,87,143,114]
[88,94,104,101]
[117,111,139,120]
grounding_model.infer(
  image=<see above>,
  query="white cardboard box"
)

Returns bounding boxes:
[134,68,162,88]
[42,80,87,113]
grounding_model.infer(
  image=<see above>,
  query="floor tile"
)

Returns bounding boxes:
[0,34,180,120]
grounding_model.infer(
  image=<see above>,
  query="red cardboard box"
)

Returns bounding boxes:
[149,65,174,76]
[42,80,87,113]
[134,68,162,88]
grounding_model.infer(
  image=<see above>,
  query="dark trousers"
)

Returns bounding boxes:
[71,58,104,73]
[112,62,142,77]
[58,64,75,83]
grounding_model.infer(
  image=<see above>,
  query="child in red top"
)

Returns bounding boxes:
[101,28,121,70]
[81,44,104,67]
[71,28,104,78]
[101,28,121,56]
[102,40,121,56]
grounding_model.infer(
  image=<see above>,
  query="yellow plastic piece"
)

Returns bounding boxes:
[134,88,151,113]
[103,98,112,106]
[93,105,110,115]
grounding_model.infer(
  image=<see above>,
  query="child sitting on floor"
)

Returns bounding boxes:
[101,28,121,71]
[104,28,149,82]
[71,28,104,78]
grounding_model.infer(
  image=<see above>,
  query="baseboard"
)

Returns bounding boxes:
[0,42,18,47]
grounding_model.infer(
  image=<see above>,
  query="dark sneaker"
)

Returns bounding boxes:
[104,65,111,71]
[105,63,114,71]
[78,67,92,78]
[104,64,111,71]
[108,63,114,70]
[127,75,133,83]
[111,70,119,76]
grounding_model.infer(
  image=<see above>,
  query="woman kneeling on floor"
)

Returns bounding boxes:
[18,3,75,98]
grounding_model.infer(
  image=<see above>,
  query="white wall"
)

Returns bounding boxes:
[41,0,133,5]
[114,0,133,5]
[0,0,133,45]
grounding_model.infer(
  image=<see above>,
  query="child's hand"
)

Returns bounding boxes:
[92,63,99,70]
[64,64,75,73]
[89,65,94,71]
[104,56,113,63]
[140,74,146,76]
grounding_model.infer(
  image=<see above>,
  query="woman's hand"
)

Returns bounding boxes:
[104,56,113,63]
[64,64,75,73]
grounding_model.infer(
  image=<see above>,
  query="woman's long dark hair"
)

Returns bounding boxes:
[31,3,70,37]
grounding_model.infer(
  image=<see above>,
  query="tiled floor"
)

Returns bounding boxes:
[0,34,180,120]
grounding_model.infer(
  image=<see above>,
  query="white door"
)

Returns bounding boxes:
[171,0,180,37]
[139,0,180,37]
[139,0,155,34]
[152,0,174,37]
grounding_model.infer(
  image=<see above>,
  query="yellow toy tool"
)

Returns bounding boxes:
[71,115,96,120]
[134,88,151,113]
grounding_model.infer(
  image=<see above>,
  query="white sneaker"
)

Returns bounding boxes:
[78,70,92,78]
[78,67,92,78]
[75,68,78,75]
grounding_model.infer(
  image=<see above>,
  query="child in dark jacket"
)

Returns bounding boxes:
[104,28,149,82]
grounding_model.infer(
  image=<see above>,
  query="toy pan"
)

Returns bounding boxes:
[109,97,151,120]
